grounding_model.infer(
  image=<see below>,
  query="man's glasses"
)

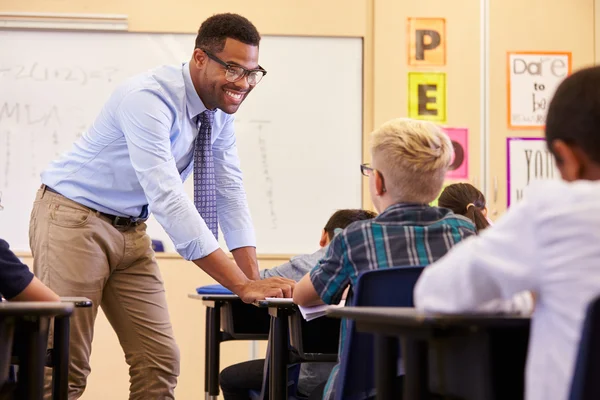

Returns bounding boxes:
[360,163,374,176]
[0,191,4,211]
[202,49,267,86]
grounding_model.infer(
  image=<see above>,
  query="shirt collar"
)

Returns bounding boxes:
[378,202,441,220]
[182,62,209,120]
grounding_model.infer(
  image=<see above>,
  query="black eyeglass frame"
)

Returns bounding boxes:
[201,48,267,85]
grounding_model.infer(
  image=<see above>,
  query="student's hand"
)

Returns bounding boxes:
[237,277,295,303]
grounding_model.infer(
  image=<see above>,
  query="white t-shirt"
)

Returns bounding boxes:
[415,179,600,400]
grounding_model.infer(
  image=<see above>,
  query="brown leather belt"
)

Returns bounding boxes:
[42,185,140,228]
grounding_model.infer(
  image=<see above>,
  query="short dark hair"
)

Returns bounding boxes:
[546,66,600,165]
[438,183,490,232]
[195,13,261,53]
[324,209,378,240]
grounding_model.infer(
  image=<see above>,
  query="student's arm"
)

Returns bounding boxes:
[294,235,349,306]
[414,196,539,313]
[294,274,325,306]
[260,260,292,280]
[0,239,60,301]
[11,277,60,302]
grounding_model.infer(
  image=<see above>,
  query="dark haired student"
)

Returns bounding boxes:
[438,183,491,232]
[29,13,294,399]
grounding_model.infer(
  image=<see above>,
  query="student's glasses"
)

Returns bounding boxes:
[0,191,4,211]
[360,163,374,177]
[201,49,267,86]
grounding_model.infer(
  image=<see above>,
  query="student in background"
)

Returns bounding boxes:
[219,209,377,400]
[294,118,477,400]
[0,238,59,302]
[259,209,377,281]
[438,183,490,232]
[415,65,600,400]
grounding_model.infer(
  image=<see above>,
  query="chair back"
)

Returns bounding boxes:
[569,294,600,400]
[334,266,424,400]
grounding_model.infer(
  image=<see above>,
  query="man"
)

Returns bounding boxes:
[29,13,293,399]
[293,118,476,399]
[220,209,377,399]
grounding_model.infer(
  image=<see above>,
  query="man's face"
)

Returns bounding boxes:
[193,38,260,114]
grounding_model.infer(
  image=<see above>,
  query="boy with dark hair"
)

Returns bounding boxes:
[415,65,600,400]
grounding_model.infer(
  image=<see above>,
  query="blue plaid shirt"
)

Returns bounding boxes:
[309,203,476,400]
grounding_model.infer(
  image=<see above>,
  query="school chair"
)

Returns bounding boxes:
[569,294,600,400]
[334,266,425,400]
[191,285,270,400]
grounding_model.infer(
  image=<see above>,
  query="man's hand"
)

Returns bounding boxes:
[236,277,295,304]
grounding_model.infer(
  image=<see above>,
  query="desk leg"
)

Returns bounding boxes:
[52,316,70,400]
[204,310,210,400]
[375,335,398,400]
[403,338,429,400]
[16,318,49,400]
[207,305,221,400]
[269,315,288,400]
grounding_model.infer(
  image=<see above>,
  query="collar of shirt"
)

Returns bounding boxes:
[377,202,441,219]
[182,62,209,122]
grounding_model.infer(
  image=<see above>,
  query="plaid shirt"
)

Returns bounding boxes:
[309,203,476,400]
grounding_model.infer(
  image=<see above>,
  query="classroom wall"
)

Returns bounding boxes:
[3,0,597,398]
[4,2,373,398]
[486,0,595,217]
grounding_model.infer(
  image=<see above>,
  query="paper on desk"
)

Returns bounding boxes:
[298,300,346,321]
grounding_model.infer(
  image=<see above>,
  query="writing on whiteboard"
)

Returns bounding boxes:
[0,63,120,85]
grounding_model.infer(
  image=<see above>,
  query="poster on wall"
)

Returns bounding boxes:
[506,137,560,206]
[407,18,446,66]
[408,72,446,122]
[442,127,469,179]
[507,51,571,129]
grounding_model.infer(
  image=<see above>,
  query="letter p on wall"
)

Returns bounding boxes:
[408,18,446,66]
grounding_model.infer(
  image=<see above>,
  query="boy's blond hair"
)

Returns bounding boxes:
[370,118,453,203]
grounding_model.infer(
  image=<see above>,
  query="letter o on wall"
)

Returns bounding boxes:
[449,140,464,171]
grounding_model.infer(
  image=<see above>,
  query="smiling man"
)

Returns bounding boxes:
[29,13,294,400]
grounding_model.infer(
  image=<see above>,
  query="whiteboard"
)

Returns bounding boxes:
[0,30,363,254]
[506,137,560,206]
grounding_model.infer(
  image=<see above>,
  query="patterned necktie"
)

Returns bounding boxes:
[194,110,218,239]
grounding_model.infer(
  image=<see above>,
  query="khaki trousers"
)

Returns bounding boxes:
[29,187,180,399]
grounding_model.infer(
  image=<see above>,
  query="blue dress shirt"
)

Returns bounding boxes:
[41,63,255,260]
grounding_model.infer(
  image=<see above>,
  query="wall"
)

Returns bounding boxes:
[3,2,372,398]
[486,0,595,216]
[3,0,598,398]
[373,0,483,194]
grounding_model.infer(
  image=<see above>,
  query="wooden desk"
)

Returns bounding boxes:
[327,307,530,400]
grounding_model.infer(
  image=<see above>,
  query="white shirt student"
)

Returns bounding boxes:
[414,65,600,400]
